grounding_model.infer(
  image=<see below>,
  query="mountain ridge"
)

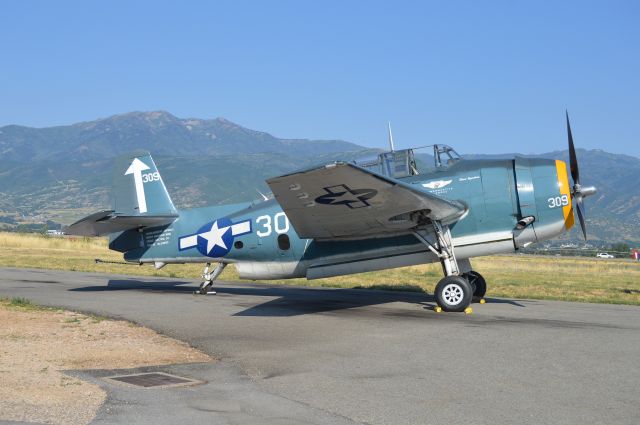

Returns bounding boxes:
[0,111,364,162]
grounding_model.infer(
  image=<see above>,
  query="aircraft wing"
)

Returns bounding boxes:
[64,210,178,236]
[266,162,467,239]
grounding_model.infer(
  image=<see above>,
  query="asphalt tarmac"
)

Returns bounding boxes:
[1,267,639,425]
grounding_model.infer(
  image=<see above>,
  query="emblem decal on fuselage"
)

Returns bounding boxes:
[422,179,453,189]
[315,184,378,209]
[178,217,252,258]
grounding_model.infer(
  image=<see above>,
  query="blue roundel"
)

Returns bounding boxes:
[196,217,234,258]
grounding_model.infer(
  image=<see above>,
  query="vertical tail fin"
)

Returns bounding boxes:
[112,151,177,216]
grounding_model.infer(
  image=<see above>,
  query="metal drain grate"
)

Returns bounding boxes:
[105,372,203,388]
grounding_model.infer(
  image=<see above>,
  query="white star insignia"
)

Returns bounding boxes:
[198,221,231,254]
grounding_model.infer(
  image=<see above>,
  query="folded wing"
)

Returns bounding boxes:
[266,162,467,239]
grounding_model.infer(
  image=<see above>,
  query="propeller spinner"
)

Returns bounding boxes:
[565,111,597,240]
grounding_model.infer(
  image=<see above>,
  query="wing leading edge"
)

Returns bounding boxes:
[266,162,467,240]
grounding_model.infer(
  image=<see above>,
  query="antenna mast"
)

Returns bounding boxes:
[388,122,395,152]
[255,189,269,201]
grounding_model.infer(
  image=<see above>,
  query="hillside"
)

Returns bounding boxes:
[0,111,638,243]
[0,111,363,161]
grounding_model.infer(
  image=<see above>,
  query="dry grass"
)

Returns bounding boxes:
[0,296,212,425]
[1,232,639,305]
[0,232,198,277]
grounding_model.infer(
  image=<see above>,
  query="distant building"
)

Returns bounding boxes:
[46,230,64,236]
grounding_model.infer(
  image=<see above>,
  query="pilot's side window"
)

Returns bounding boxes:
[277,234,290,250]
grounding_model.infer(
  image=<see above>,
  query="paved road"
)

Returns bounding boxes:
[1,267,639,425]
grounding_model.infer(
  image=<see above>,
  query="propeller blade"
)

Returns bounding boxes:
[565,112,593,239]
[575,196,588,240]
[566,110,580,185]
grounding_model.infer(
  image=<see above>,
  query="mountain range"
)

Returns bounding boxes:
[0,111,363,161]
[1,111,638,244]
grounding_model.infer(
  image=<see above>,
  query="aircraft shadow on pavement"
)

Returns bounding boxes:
[219,286,527,317]
[69,279,527,316]
[223,286,436,317]
[70,279,195,293]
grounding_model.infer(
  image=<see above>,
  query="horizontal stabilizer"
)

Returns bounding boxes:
[64,210,178,236]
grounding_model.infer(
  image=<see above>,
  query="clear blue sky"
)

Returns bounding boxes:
[1,1,638,156]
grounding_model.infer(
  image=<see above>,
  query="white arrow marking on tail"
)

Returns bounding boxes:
[125,158,151,213]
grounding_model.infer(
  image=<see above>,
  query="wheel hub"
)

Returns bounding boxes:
[442,283,464,306]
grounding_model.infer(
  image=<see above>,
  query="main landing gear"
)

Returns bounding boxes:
[194,262,226,295]
[413,222,487,313]
[433,272,486,312]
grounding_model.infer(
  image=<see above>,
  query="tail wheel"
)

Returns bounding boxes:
[435,276,473,312]
[465,271,487,298]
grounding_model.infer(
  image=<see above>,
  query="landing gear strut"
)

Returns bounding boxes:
[194,262,226,295]
[413,222,486,312]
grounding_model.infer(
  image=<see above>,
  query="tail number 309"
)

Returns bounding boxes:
[548,195,569,209]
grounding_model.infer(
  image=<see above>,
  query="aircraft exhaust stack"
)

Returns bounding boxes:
[516,215,535,230]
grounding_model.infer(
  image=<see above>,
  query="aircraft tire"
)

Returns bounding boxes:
[465,271,487,299]
[435,275,473,312]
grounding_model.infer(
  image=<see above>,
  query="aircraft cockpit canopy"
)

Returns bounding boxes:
[353,144,461,178]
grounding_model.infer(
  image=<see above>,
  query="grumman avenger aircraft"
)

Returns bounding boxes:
[66,113,596,312]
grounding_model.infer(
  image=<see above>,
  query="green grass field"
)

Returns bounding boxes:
[1,232,639,305]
